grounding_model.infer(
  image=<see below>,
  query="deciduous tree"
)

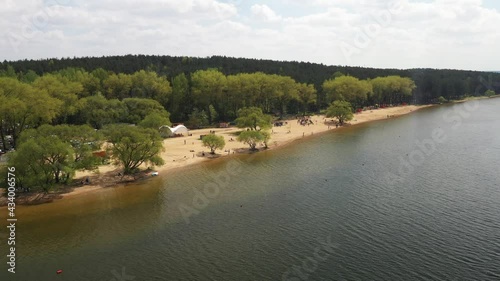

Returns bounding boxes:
[138,112,172,129]
[322,75,372,107]
[235,107,272,130]
[202,134,225,154]
[103,125,165,174]
[326,100,354,125]
[237,130,265,151]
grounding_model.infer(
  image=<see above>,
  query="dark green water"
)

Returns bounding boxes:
[1,98,500,281]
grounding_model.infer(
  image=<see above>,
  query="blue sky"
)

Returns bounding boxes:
[1,0,499,71]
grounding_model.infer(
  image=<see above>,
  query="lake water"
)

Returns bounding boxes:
[1,98,499,281]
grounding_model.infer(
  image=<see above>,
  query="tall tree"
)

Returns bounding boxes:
[235,107,272,131]
[76,94,127,129]
[202,134,226,154]
[103,73,133,100]
[130,70,172,107]
[237,130,265,151]
[273,75,299,117]
[9,137,74,191]
[370,76,416,104]
[297,83,317,115]
[103,125,165,175]
[326,100,354,125]
[138,112,172,129]
[322,75,372,107]
[32,74,83,123]
[191,69,227,123]
[0,78,62,148]
[122,98,171,124]
[169,73,190,122]
[18,124,103,172]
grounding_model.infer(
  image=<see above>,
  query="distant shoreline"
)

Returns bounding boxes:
[1,96,496,207]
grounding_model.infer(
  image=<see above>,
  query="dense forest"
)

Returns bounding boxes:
[1,55,499,105]
[1,55,499,190]
[1,54,498,149]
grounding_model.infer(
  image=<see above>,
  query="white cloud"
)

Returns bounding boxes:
[0,0,499,70]
[250,4,282,22]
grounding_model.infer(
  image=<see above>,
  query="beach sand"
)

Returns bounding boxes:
[0,104,431,205]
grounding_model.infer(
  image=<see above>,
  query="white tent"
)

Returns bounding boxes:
[159,125,189,138]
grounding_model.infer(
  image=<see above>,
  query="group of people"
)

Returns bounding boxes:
[297,116,315,126]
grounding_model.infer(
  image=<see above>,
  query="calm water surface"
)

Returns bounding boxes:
[1,98,499,281]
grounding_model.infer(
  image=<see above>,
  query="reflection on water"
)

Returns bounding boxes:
[1,99,500,280]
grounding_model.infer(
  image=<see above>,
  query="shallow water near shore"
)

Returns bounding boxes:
[1,99,500,280]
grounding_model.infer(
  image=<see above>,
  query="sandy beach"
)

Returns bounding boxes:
[0,104,431,205]
[68,105,430,196]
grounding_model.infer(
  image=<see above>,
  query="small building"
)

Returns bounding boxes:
[159,125,189,138]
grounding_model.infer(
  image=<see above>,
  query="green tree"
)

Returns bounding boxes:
[202,134,225,154]
[326,101,354,125]
[226,73,260,116]
[191,69,227,123]
[437,96,447,103]
[297,83,317,115]
[103,125,165,174]
[169,73,190,122]
[370,76,416,104]
[0,77,62,148]
[235,107,272,130]
[130,70,172,107]
[32,74,83,123]
[103,73,133,100]
[237,130,265,151]
[56,68,103,98]
[76,94,127,129]
[185,108,209,129]
[485,90,495,97]
[322,75,372,107]
[19,70,39,83]
[19,124,102,171]
[0,65,17,78]
[122,98,170,124]
[9,137,74,192]
[261,130,271,149]
[208,104,218,124]
[138,112,172,129]
[272,75,299,117]
[254,72,278,113]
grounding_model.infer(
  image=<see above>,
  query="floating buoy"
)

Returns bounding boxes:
[56,269,63,274]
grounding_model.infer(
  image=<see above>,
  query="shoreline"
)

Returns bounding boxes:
[0,103,441,206]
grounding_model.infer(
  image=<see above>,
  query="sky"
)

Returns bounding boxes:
[1,0,499,71]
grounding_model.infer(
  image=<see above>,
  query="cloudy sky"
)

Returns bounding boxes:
[1,0,499,70]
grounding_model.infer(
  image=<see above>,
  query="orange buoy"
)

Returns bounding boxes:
[56,269,63,274]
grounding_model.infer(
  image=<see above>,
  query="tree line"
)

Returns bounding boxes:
[2,55,499,104]
[1,65,498,152]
